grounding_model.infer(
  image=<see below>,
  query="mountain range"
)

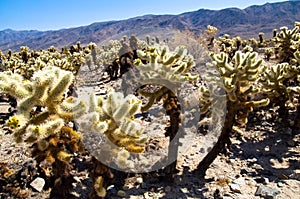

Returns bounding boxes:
[1,0,300,51]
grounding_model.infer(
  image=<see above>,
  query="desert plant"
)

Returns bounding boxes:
[133,44,198,179]
[195,51,269,177]
[0,66,87,197]
[261,58,300,125]
[77,89,147,198]
[258,32,264,44]
[264,47,273,61]
[274,22,300,63]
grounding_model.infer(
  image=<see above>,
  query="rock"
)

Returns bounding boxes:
[107,185,117,195]
[136,177,143,184]
[262,122,271,126]
[227,159,235,164]
[30,177,45,192]
[289,170,300,180]
[180,187,189,194]
[255,184,280,199]
[277,182,284,187]
[229,183,241,193]
[117,190,126,197]
[233,177,245,185]
[252,164,263,170]
[247,157,257,163]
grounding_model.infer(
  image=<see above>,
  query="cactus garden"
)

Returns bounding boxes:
[0,16,299,199]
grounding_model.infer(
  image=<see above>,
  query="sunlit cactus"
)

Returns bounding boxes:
[196,51,269,177]
[0,66,87,197]
[1,45,90,78]
[264,47,273,61]
[132,43,198,179]
[78,89,147,198]
[274,24,300,63]
[261,51,300,125]
[79,90,147,154]
[134,44,197,89]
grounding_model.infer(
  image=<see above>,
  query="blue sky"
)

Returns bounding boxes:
[0,0,288,31]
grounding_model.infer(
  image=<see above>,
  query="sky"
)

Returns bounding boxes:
[0,0,289,31]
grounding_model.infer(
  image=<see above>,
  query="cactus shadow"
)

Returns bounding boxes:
[231,121,299,181]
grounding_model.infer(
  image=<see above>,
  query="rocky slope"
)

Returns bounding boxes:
[1,1,300,51]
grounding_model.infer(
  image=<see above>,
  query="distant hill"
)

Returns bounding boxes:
[1,1,300,51]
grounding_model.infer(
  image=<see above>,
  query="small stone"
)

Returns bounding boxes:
[277,182,284,187]
[136,177,143,184]
[223,196,233,199]
[30,177,45,192]
[255,184,280,199]
[264,177,269,184]
[262,122,270,126]
[180,187,189,194]
[233,177,245,185]
[228,159,235,164]
[252,164,263,170]
[117,190,126,197]
[247,157,257,163]
[289,170,300,180]
[229,183,241,193]
[107,185,117,195]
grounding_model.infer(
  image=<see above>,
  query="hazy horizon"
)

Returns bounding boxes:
[0,0,289,31]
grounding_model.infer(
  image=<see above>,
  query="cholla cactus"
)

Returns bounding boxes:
[132,44,198,178]
[1,45,91,79]
[0,65,86,147]
[134,44,197,90]
[274,23,300,63]
[258,32,265,44]
[288,82,300,128]
[264,48,273,61]
[204,25,218,48]
[287,51,300,128]
[261,62,299,124]
[216,35,246,58]
[0,66,86,140]
[196,51,269,176]
[79,90,147,155]
[198,83,226,129]
[78,90,147,198]
[0,66,87,197]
